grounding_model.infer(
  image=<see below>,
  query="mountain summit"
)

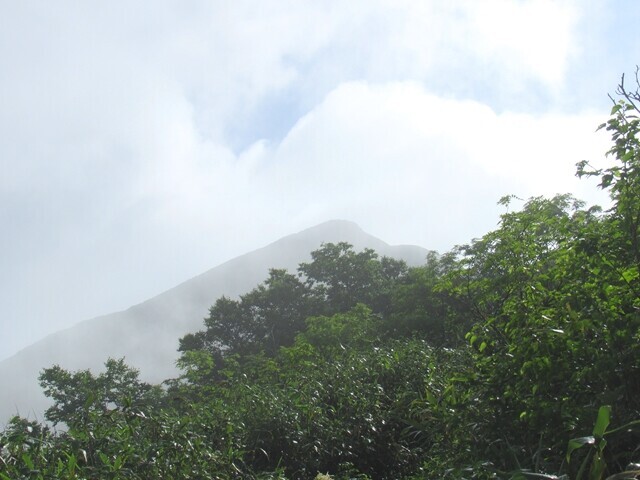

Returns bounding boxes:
[0,220,429,423]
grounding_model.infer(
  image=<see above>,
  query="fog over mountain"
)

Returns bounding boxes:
[4,2,635,364]
[0,220,428,425]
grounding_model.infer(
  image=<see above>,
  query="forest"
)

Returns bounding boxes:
[1,76,639,479]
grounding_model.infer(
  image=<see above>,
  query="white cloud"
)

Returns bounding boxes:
[0,0,621,360]
[462,0,577,88]
[252,81,609,247]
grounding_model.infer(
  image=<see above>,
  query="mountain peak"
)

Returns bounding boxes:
[298,219,364,234]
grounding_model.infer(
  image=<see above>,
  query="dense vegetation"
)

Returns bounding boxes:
[2,76,640,479]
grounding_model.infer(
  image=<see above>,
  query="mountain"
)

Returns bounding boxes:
[0,220,429,424]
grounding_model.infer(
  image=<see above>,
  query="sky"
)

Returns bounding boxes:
[1,0,638,361]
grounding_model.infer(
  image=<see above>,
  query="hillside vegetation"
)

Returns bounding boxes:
[2,77,640,479]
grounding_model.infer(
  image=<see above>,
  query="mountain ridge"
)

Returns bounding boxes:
[0,220,430,424]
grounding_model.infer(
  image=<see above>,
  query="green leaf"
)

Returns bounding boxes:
[567,436,595,463]
[593,405,611,439]
[65,452,77,474]
[21,452,35,470]
[621,267,639,283]
[590,450,607,480]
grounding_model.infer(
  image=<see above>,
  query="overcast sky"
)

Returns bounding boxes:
[1,0,638,360]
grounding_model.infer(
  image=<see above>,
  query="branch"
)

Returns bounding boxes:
[616,68,640,115]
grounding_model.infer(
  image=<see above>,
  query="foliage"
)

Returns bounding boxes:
[577,68,640,265]
[177,243,409,377]
[386,250,469,346]
[39,357,161,429]
[218,335,443,479]
[298,242,408,314]
[179,269,318,362]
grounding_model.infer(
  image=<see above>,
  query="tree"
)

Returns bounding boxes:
[179,269,316,362]
[387,251,467,346]
[441,194,613,470]
[299,242,408,314]
[39,358,159,428]
[578,67,640,266]
[448,178,640,472]
[296,303,381,352]
[178,243,410,376]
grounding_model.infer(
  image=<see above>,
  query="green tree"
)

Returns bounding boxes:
[445,178,640,473]
[39,358,159,428]
[386,251,467,346]
[178,243,411,380]
[299,242,408,314]
[179,269,315,361]
[578,68,640,266]
[295,303,380,352]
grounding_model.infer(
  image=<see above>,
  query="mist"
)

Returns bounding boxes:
[0,1,634,366]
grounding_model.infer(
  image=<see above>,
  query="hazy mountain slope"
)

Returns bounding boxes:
[0,220,429,424]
